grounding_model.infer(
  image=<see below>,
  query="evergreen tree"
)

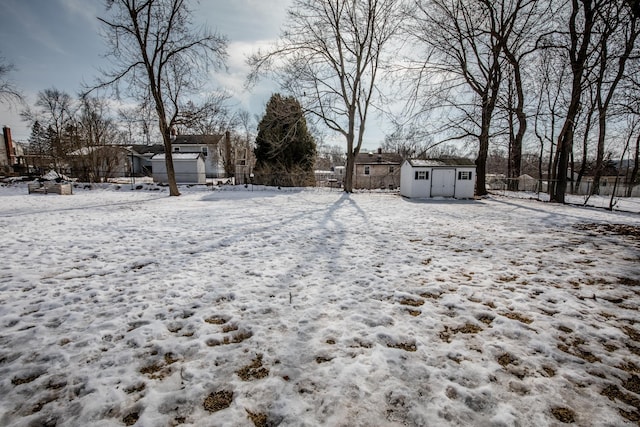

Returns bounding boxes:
[254,94,316,187]
[27,121,51,174]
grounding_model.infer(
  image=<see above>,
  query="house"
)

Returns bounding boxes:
[571,160,639,196]
[1,127,18,175]
[128,144,165,176]
[170,134,226,178]
[354,149,402,190]
[67,145,141,182]
[400,158,476,199]
[151,153,206,184]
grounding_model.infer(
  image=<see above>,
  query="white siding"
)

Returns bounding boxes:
[400,160,476,199]
[151,154,206,184]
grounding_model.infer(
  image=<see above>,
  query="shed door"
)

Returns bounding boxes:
[431,169,455,197]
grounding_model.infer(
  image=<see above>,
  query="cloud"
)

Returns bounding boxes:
[59,0,103,32]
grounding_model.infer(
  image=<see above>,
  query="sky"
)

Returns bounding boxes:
[0,0,389,149]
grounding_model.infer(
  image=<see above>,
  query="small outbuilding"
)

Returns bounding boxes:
[400,158,476,199]
[151,153,206,184]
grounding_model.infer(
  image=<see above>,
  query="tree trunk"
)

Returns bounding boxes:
[344,129,358,193]
[159,119,180,196]
[476,127,490,196]
[628,133,640,197]
[504,56,526,191]
[550,0,595,203]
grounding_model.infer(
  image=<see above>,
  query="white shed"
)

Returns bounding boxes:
[400,158,476,199]
[151,153,206,184]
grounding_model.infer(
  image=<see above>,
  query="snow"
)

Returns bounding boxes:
[0,183,639,426]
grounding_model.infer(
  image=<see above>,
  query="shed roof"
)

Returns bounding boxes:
[407,158,476,167]
[152,153,203,161]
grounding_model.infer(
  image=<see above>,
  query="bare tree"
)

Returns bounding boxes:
[406,0,525,196]
[532,47,569,183]
[178,92,235,135]
[0,55,22,105]
[548,0,598,203]
[93,0,227,196]
[118,99,157,145]
[589,1,639,195]
[75,96,124,182]
[249,0,402,192]
[498,0,552,189]
[21,88,76,174]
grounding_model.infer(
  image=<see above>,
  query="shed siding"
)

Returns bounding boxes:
[400,160,476,199]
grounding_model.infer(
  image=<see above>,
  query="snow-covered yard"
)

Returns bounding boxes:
[0,184,639,426]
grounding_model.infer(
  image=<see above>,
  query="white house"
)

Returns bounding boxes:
[171,134,226,178]
[151,153,206,184]
[400,158,476,199]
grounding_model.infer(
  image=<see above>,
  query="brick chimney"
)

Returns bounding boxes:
[3,126,14,166]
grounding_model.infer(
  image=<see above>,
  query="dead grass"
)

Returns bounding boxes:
[477,314,494,325]
[557,338,601,364]
[236,354,269,381]
[399,298,424,307]
[203,390,233,413]
[206,330,253,347]
[574,223,640,239]
[386,341,417,352]
[439,323,483,343]
[601,383,640,423]
[222,323,239,333]
[420,292,441,300]
[551,406,576,423]
[11,373,42,386]
[541,366,556,377]
[501,311,533,324]
[123,412,139,426]
[140,362,168,380]
[497,353,517,367]
[246,409,269,427]
[622,326,640,341]
[204,315,228,325]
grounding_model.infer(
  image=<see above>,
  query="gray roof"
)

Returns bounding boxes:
[152,153,203,160]
[172,134,223,145]
[407,158,476,167]
[354,152,403,165]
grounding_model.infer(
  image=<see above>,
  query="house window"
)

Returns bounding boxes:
[364,166,370,175]
[414,170,429,180]
[174,146,180,152]
[458,171,472,180]
[389,166,395,173]
[202,147,208,156]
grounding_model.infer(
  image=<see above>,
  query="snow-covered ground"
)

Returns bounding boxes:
[0,183,639,427]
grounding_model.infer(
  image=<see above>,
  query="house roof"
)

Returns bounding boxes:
[152,153,203,160]
[68,145,133,156]
[407,158,476,167]
[129,144,165,156]
[172,134,223,145]
[355,152,403,165]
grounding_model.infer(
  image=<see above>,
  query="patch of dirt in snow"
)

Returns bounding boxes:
[203,390,233,413]
[236,354,269,381]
